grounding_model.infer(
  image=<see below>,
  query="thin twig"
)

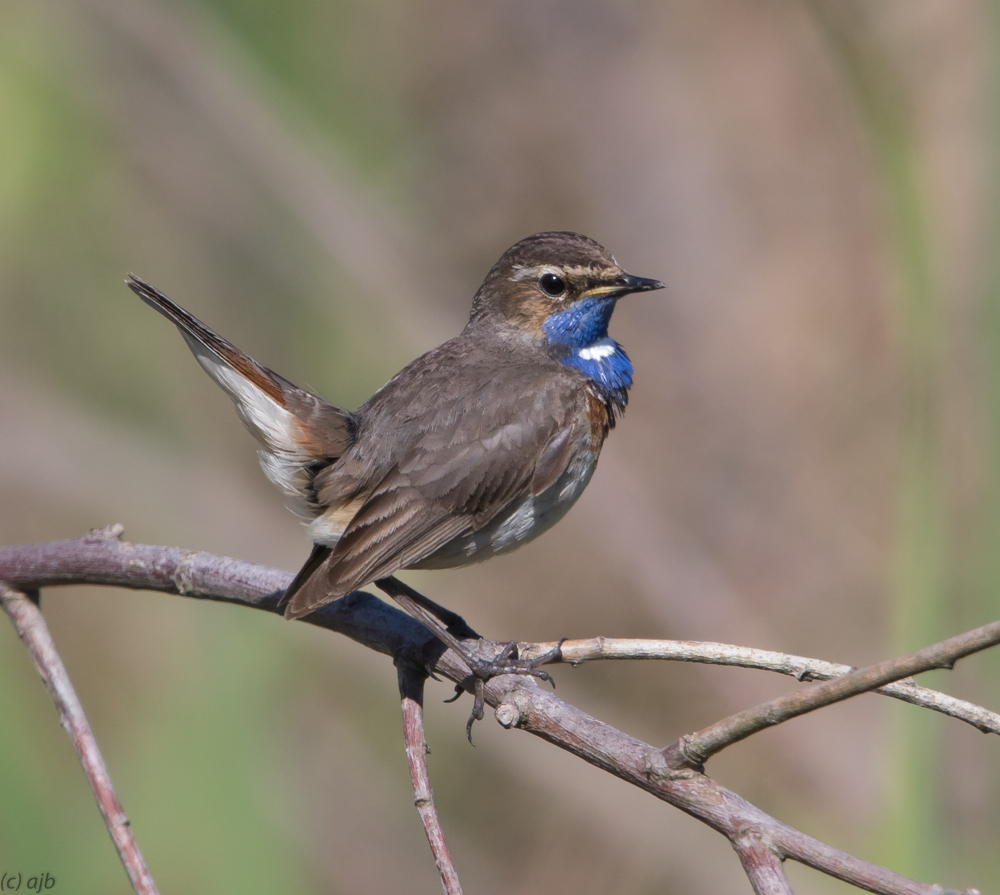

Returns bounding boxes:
[0,580,159,895]
[732,828,794,895]
[0,535,983,895]
[526,637,1000,734]
[494,683,975,895]
[5,537,990,733]
[661,621,1000,770]
[397,660,464,895]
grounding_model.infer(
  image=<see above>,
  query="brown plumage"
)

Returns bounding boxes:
[128,232,663,619]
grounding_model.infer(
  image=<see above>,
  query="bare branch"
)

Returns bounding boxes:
[398,661,464,895]
[0,534,984,895]
[8,536,992,736]
[495,684,975,895]
[660,621,1000,770]
[732,827,794,895]
[528,637,1000,735]
[0,532,438,660]
[0,580,160,895]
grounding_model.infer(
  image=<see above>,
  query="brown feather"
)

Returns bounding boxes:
[530,425,577,496]
[279,543,332,614]
[127,274,286,404]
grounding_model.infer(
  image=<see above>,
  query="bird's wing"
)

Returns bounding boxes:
[281,366,585,618]
[127,275,356,517]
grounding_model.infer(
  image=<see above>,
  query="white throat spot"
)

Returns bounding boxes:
[577,343,616,361]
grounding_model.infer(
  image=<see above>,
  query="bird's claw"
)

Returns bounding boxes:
[459,638,566,741]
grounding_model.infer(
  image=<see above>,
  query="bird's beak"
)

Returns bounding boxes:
[579,274,666,301]
[616,273,666,295]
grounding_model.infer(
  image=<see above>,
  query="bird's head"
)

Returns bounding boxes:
[468,231,664,390]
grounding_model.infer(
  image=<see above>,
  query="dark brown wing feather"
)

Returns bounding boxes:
[278,543,332,612]
[283,500,468,619]
[530,425,576,496]
[282,337,588,618]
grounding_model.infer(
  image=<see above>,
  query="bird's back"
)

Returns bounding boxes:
[314,330,603,519]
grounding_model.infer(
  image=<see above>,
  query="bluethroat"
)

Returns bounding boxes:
[128,232,663,718]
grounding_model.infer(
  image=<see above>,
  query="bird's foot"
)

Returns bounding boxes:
[373,577,566,740]
[460,639,565,741]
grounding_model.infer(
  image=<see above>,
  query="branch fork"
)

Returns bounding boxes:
[0,533,990,895]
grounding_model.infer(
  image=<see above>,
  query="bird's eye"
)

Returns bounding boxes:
[540,273,566,297]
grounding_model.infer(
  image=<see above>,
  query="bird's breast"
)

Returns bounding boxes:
[409,445,599,571]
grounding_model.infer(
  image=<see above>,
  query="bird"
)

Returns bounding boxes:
[127,231,663,684]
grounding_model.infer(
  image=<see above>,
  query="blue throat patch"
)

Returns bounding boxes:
[543,297,634,392]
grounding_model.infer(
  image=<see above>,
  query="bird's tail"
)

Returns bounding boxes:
[126,274,356,519]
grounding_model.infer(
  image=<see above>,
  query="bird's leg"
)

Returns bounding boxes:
[375,576,561,737]
[375,576,481,640]
[376,576,557,679]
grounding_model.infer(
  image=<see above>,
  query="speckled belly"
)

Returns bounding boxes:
[409,448,598,570]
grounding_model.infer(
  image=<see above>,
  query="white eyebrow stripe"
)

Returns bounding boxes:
[509,264,608,283]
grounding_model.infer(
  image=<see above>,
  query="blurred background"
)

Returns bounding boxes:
[0,0,997,891]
